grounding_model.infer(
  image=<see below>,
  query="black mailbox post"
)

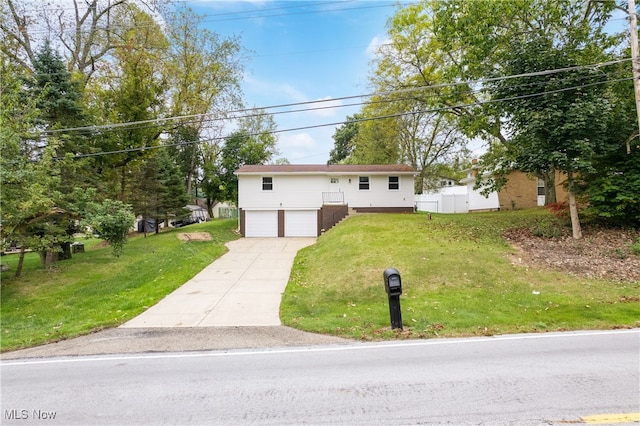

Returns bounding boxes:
[383,268,403,330]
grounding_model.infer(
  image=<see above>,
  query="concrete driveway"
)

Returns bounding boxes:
[121,238,316,328]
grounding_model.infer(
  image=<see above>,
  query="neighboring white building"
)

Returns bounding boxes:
[235,164,416,237]
[416,166,500,214]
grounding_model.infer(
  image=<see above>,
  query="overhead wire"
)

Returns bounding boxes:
[43,58,632,136]
[59,74,636,159]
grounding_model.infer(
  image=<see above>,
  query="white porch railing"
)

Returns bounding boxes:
[322,192,345,205]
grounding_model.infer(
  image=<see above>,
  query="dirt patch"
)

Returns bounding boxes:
[177,232,212,241]
[504,228,640,282]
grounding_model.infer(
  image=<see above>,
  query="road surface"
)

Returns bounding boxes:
[2,330,638,425]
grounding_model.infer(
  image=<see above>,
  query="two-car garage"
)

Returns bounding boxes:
[243,210,319,238]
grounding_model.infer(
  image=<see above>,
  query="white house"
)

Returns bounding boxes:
[235,164,416,237]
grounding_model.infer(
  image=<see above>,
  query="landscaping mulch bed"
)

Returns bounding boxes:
[505,228,640,282]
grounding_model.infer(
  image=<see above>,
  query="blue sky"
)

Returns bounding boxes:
[185,1,411,164]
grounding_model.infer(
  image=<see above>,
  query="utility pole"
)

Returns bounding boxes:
[629,0,640,153]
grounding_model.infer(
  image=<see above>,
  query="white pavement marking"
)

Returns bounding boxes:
[119,238,316,328]
[2,329,638,366]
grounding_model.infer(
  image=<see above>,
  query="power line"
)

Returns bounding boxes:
[44,58,631,135]
[60,74,635,160]
[14,1,401,36]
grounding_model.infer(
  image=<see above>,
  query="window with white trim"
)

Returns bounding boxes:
[359,176,370,190]
[262,177,273,191]
[537,178,545,196]
[388,176,400,190]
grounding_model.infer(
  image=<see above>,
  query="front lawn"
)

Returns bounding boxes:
[0,219,239,352]
[280,210,640,339]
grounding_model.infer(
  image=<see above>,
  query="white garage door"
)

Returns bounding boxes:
[285,210,317,237]
[245,210,278,237]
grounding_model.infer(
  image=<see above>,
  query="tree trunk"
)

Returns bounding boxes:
[40,249,56,267]
[58,242,73,261]
[567,171,582,239]
[15,246,26,278]
[120,166,127,200]
[206,197,215,219]
[542,169,557,205]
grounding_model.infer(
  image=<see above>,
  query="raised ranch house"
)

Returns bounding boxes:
[235,164,416,237]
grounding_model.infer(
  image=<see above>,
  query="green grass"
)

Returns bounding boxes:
[1,220,239,351]
[281,210,640,340]
[2,210,638,352]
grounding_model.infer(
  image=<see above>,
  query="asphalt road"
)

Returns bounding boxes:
[1,330,638,425]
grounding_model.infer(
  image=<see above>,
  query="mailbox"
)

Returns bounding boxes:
[383,267,402,296]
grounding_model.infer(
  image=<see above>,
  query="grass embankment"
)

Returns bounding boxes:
[281,210,640,340]
[0,220,239,352]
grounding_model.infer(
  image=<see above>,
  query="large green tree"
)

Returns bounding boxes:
[378,0,629,236]
[208,111,278,204]
[328,114,361,164]
[130,149,190,234]
[87,5,168,200]
[578,56,640,226]
[491,33,615,238]
[163,5,245,196]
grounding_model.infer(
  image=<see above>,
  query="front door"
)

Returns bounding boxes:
[329,176,341,192]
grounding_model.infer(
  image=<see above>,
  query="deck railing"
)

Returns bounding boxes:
[322,192,345,205]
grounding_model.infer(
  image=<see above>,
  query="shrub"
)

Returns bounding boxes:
[83,200,135,257]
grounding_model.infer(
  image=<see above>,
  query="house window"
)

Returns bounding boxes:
[537,179,545,196]
[359,176,370,190]
[330,177,339,184]
[262,177,273,191]
[388,176,400,190]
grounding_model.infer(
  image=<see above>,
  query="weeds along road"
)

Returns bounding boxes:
[1,330,638,425]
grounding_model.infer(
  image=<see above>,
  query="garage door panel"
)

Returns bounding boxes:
[245,211,278,237]
[285,210,317,237]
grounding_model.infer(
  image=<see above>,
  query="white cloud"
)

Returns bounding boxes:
[366,35,390,58]
[281,84,308,103]
[308,96,342,117]
[280,132,316,149]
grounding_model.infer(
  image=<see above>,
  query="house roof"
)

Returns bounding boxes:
[235,164,416,175]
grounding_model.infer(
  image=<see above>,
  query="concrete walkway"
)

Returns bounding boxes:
[121,238,316,328]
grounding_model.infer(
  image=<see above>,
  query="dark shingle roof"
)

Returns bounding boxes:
[235,164,416,174]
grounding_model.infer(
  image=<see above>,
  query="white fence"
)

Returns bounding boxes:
[415,193,469,213]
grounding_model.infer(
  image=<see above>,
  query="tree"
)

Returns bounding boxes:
[372,1,509,147]
[329,114,361,164]
[27,40,95,218]
[208,110,279,204]
[579,57,640,226]
[162,5,245,196]
[131,149,190,234]
[377,0,622,207]
[490,17,618,238]
[349,100,399,164]
[87,4,168,200]
[28,41,85,129]
[200,142,224,218]
[1,39,95,266]
[1,0,136,85]
[396,107,467,193]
